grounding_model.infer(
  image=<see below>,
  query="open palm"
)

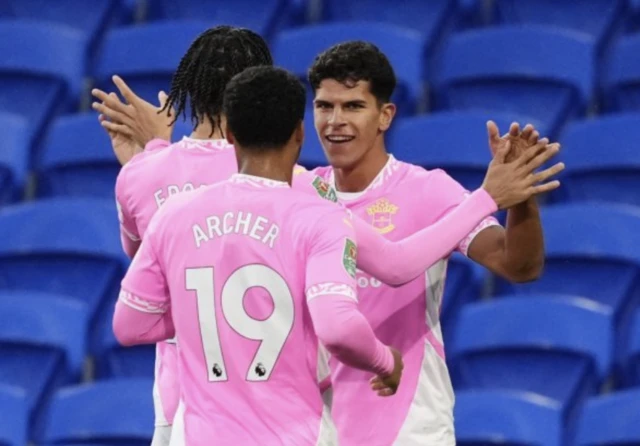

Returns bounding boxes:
[487,121,545,163]
[98,103,143,166]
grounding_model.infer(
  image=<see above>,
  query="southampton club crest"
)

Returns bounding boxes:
[366,198,399,234]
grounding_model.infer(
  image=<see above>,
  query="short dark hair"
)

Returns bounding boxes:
[161,26,273,135]
[308,41,396,103]
[223,66,306,150]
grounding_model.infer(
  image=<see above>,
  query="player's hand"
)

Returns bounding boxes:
[487,120,540,163]
[92,75,175,148]
[481,138,565,210]
[369,347,403,397]
[97,93,144,166]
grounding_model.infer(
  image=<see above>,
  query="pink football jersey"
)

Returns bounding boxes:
[120,174,372,445]
[115,137,342,426]
[314,156,500,446]
[115,137,238,426]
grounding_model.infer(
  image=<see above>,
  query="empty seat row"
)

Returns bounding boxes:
[2,293,639,444]
[0,379,154,446]
[3,20,640,163]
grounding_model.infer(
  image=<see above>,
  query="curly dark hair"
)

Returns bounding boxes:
[223,66,306,151]
[160,25,273,136]
[308,41,396,104]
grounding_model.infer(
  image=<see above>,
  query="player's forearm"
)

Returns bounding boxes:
[112,300,175,346]
[503,197,545,282]
[308,296,394,376]
[355,188,498,286]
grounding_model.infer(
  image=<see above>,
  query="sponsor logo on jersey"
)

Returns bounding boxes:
[343,238,357,278]
[312,177,338,203]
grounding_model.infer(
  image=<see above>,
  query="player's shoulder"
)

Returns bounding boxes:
[292,165,338,204]
[120,140,180,175]
[401,162,465,191]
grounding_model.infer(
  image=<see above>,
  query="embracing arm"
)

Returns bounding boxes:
[355,188,498,286]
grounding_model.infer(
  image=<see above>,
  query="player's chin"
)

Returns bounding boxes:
[322,148,357,169]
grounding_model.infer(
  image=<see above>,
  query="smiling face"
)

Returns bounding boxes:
[313,79,395,170]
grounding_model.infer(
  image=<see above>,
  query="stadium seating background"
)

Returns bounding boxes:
[1,0,639,445]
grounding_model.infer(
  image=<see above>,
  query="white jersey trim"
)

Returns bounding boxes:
[306,282,357,302]
[119,290,168,314]
[230,173,290,189]
[458,217,501,257]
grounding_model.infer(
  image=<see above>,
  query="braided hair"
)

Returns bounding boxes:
[161,26,273,135]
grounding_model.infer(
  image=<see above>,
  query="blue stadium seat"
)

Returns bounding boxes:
[0,385,28,446]
[388,111,548,191]
[0,198,129,353]
[434,26,594,139]
[0,291,88,441]
[40,379,154,445]
[576,388,640,445]
[146,0,293,38]
[449,296,613,444]
[173,118,194,142]
[37,114,120,199]
[95,21,212,105]
[272,23,428,115]
[621,308,640,387]
[490,0,626,50]
[0,20,87,158]
[321,0,461,59]
[441,253,485,349]
[630,0,640,32]
[455,389,562,446]
[0,0,124,51]
[0,112,30,205]
[555,114,640,207]
[603,34,640,112]
[497,203,640,361]
[97,325,155,379]
[299,116,326,168]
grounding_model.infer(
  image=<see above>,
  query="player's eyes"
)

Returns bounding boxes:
[315,103,331,110]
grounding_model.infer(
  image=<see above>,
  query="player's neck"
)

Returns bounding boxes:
[334,144,389,193]
[238,156,294,186]
[190,115,227,140]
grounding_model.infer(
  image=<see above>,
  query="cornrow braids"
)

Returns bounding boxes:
[161,25,273,136]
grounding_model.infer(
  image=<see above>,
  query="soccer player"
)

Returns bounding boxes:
[95,25,515,445]
[113,65,404,446]
[94,30,563,445]
[307,41,563,445]
[106,26,275,445]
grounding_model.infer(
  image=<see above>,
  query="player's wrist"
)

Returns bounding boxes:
[472,187,499,213]
[372,342,395,376]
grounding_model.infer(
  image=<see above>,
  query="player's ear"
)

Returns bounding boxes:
[378,102,396,132]
[224,123,235,146]
[294,120,304,147]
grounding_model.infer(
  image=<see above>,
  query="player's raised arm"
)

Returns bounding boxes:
[113,213,174,346]
[305,209,403,395]
[351,139,563,286]
[115,167,142,258]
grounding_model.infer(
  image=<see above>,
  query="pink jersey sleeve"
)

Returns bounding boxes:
[115,167,141,258]
[426,170,500,256]
[305,209,394,376]
[114,212,173,345]
[112,298,174,346]
[355,187,498,285]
